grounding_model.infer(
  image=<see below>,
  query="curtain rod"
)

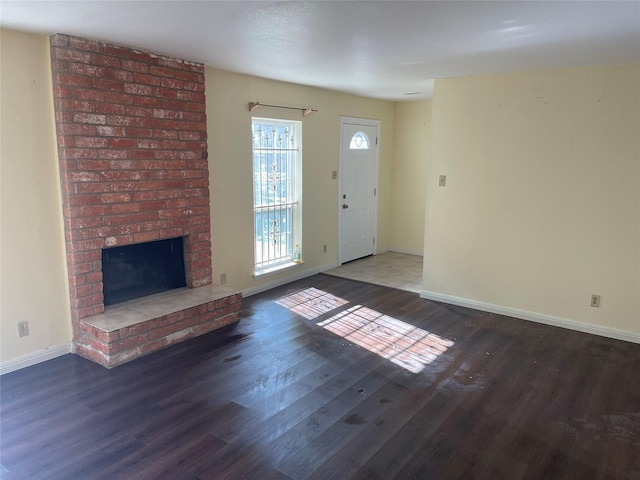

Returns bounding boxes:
[248,102,318,117]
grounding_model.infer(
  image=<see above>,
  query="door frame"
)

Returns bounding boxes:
[338,116,381,265]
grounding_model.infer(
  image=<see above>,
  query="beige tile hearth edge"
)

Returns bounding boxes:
[82,285,240,332]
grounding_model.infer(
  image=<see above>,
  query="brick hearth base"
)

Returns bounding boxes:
[75,285,241,368]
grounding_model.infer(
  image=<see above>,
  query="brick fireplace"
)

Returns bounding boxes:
[51,34,240,367]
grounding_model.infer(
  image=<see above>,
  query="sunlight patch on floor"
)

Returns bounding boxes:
[277,288,453,373]
[275,287,349,320]
[318,305,453,373]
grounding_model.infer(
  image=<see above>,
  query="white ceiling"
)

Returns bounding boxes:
[1,1,639,101]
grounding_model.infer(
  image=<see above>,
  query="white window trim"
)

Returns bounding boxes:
[252,117,302,276]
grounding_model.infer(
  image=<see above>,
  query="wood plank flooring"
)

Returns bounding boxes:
[1,274,639,479]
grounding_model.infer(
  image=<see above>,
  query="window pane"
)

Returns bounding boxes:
[349,131,370,150]
[252,118,301,273]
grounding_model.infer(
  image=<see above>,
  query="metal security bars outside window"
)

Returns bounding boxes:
[252,118,302,274]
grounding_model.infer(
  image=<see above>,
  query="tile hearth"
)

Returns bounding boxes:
[76,285,242,368]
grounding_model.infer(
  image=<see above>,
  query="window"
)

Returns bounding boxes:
[349,131,370,150]
[252,117,302,274]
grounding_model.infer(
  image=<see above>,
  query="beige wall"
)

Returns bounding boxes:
[0,30,397,365]
[4,28,635,367]
[206,68,395,293]
[0,29,72,364]
[390,100,431,255]
[424,64,640,335]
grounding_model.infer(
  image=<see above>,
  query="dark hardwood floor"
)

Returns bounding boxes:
[2,274,639,479]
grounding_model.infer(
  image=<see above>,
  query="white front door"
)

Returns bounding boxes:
[339,118,379,264]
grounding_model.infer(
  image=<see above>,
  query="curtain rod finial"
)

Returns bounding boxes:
[249,102,260,112]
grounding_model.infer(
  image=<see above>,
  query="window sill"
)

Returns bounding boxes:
[254,261,304,279]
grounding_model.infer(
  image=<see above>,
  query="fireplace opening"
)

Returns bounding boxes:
[102,237,187,306]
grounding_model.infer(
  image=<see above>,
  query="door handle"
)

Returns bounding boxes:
[342,204,349,209]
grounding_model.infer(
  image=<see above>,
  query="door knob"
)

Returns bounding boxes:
[342,204,349,209]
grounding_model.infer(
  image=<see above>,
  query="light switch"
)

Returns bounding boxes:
[439,175,446,186]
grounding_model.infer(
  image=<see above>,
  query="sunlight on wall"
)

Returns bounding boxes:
[277,288,454,373]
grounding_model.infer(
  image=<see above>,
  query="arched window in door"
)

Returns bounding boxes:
[349,131,370,150]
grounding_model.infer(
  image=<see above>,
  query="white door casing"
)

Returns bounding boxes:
[339,117,380,264]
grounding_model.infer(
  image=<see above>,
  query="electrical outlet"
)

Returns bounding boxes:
[331,170,337,180]
[439,175,446,187]
[590,294,600,308]
[323,244,327,253]
[220,273,226,285]
[18,321,29,337]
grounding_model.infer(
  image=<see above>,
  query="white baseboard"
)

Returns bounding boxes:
[0,343,73,375]
[420,290,640,345]
[243,262,341,297]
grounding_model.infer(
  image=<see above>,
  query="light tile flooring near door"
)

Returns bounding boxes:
[324,251,423,293]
